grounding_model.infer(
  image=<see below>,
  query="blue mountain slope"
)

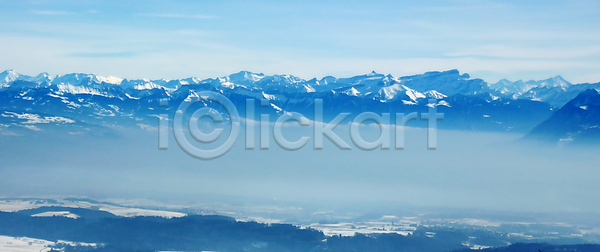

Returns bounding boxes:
[525,89,600,143]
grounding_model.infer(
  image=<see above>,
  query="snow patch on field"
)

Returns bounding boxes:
[32,211,80,219]
[304,217,419,237]
[0,199,186,219]
[0,236,55,252]
[99,205,186,218]
[461,241,492,250]
[449,218,502,227]
[0,235,98,252]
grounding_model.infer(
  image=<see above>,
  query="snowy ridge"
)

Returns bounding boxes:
[2,69,586,107]
[424,90,447,99]
[0,69,454,104]
[57,84,115,97]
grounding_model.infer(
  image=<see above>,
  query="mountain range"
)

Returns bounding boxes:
[1,69,598,144]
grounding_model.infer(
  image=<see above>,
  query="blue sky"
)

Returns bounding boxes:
[1,0,600,83]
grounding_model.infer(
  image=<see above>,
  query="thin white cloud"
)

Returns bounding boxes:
[408,2,512,13]
[31,10,71,15]
[445,45,600,59]
[138,13,217,19]
[464,30,600,42]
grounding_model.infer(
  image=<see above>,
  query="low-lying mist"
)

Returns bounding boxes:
[1,123,599,220]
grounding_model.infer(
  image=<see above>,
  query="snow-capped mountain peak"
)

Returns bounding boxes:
[34,72,53,83]
[538,75,571,89]
[228,71,265,84]
[398,69,486,96]
[0,69,20,83]
[51,73,122,86]
[489,78,538,97]
[424,90,448,99]
[342,87,360,96]
[120,79,164,90]
[0,69,31,86]
[95,75,123,85]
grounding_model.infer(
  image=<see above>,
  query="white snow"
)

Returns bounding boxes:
[376,84,407,101]
[32,211,80,219]
[133,81,161,90]
[47,93,65,99]
[56,240,97,247]
[98,205,186,218]
[221,80,235,89]
[404,86,426,101]
[61,99,81,108]
[270,104,283,112]
[461,241,492,250]
[0,199,186,219]
[424,90,447,99]
[262,92,277,100]
[0,236,55,252]
[125,93,140,100]
[95,75,123,84]
[437,100,451,107]
[304,217,419,237]
[248,72,265,82]
[57,84,111,97]
[0,235,98,252]
[0,201,43,212]
[342,87,360,96]
[0,70,24,84]
[238,217,282,224]
[303,84,316,93]
[184,90,200,102]
[1,112,75,124]
[108,105,120,113]
[449,218,501,227]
